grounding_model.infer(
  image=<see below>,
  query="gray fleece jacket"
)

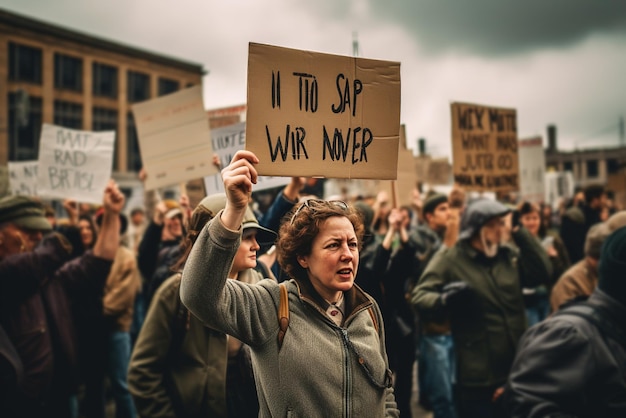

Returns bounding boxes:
[180,211,399,418]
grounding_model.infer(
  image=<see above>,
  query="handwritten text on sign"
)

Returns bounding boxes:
[451,103,519,192]
[8,160,38,196]
[37,124,115,204]
[203,121,290,195]
[246,43,401,179]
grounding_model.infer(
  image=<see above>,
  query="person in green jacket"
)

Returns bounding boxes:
[128,193,276,418]
[411,198,552,418]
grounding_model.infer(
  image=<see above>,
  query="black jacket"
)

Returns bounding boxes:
[502,289,626,417]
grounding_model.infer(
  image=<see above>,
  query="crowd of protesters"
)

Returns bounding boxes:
[1,150,626,418]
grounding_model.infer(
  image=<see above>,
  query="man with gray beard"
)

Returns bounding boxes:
[412,199,551,418]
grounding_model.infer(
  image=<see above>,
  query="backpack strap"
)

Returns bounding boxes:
[276,283,380,349]
[277,283,290,350]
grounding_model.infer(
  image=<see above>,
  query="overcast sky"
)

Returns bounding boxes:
[4,0,626,158]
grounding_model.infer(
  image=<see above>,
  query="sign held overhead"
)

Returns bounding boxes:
[246,43,401,179]
[451,102,519,192]
[131,85,217,191]
[37,124,115,204]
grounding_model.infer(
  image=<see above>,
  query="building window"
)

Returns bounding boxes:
[127,71,150,103]
[127,112,142,171]
[607,158,620,174]
[54,54,82,91]
[563,161,573,172]
[8,92,43,161]
[93,62,118,98]
[158,78,180,96]
[8,42,42,84]
[93,107,118,170]
[586,160,599,178]
[54,100,83,129]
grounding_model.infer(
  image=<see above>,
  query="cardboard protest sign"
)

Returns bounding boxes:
[131,85,217,191]
[451,102,519,192]
[518,136,546,202]
[8,160,39,196]
[246,43,401,179]
[203,121,291,195]
[373,125,418,207]
[37,124,115,204]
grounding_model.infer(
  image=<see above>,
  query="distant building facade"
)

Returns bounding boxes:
[544,124,626,208]
[0,8,205,198]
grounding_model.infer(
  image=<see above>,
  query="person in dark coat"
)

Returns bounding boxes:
[501,225,626,417]
[0,181,124,418]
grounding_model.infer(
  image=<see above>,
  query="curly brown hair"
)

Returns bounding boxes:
[276,200,364,281]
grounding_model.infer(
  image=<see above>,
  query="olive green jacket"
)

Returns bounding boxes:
[411,227,552,391]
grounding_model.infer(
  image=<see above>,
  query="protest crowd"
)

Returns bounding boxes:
[1,28,626,418]
[1,145,625,418]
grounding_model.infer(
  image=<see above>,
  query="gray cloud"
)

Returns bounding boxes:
[314,0,626,56]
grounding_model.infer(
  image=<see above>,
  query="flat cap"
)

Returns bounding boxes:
[0,195,52,231]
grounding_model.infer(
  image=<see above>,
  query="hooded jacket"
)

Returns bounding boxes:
[411,200,552,394]
[181,212,399,418]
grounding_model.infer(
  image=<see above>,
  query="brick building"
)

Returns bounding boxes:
[0,8,205,197]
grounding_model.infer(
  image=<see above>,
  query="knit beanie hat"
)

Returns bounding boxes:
[598,226,626,306]
[422,193,448,218]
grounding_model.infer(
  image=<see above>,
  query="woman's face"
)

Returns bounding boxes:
[298,216,359,302]
[78,219,95,247]
[520,211,541,236]
[230,229,260,278]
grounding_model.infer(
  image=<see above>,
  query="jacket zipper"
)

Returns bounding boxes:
[340,328,351,418]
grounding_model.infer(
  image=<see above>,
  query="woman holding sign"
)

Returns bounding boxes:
[181,150,398,417]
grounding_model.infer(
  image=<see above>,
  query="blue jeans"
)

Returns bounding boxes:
[108,331,136,418]
[525,295,550,327]
[418,334,458,418]
[130,292,146,345]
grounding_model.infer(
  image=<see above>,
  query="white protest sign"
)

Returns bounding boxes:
[518,137,546,203]
[37,124,115,204]
[131,85,217,191]
[203,121,291,195]
[8,160,39,196]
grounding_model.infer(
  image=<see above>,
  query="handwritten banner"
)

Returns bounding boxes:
[204,122,291,195]
[37,124,115,203]
[246,43,401,180]
[8,160,39,196]
[131,85,217,191]
[203,121,291,195]
[451,102,519,192]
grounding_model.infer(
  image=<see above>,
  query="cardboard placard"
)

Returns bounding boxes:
[37,124,115,204]
[8,160,39,196]
[246,43,401,179]
[451,102,519,192]
[203,122,291,195]
[375,125,417,206]
[518,136,546,203]
[131,85,217,191]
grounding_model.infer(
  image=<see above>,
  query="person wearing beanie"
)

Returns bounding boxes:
[412,198,552,418]
[501,225,626,417]
[550,222,611,312]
